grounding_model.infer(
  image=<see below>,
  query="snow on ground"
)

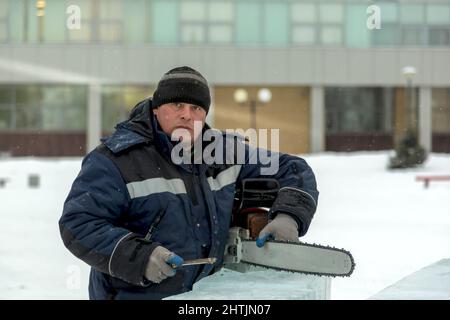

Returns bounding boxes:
[0,151,449,299]
[301,151,450,299]
[370,259,450,299]
[0,158,90,299]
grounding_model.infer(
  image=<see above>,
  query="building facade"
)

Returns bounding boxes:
[0,0,449,156]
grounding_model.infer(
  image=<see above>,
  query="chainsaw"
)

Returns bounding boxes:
[222,178,355,277]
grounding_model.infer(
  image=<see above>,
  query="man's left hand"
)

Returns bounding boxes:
[256,213,299,247]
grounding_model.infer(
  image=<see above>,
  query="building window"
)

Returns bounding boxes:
[98,21,122,43]
[209,25,232,43]
[16,86,43,129]
[123,0,147,44]
[0,86,13,130]
[429,28,450,46]
[402,26,425,46]
[8,0,25,42]
[40,0,66,43]
[427,4,450,24]
[180,0,206,43]
[263,3,289,45]
[373,24,399,46]
[292,26,315,44]
[0,21,7,43]
[291,3,316,45]
[181,25,204,43]
[0,107,12,129]
[319,3,343,23]
[0,85,87,131]
[236,2,261,44]
[400,4,425,46]
[370,2,400,46]
[181,0,206,21]
[345,4,369,47]
[179,1,234,45]
[431,88,450,152]
[319,3,343,45]
[151,0,178,44]
[66,0,94,42]
[432,88,450,134]
[102,85,154,132]
[321,26,342,45]
[427,4,450,46]
[209,1,232,22]
[68,23,92,42]
[98,0,123,42]
[380,2,398,22]
[66,0,123,43]
[40,86,87,130]
[400,4,425,24]
[0,0,9,42]
[207,1,232,44]
[292,3,316,23]
[325,87,394,134]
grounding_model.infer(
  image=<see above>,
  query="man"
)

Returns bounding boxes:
[59,66,319,300]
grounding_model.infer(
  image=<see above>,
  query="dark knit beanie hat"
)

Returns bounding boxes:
[152,66,211,113]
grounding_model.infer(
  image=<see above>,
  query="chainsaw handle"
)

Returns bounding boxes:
[256,233,273,248]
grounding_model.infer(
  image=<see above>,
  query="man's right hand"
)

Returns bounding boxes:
[145,246,184,283]
[256,213,299,247]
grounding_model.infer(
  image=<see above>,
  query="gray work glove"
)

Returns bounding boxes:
[256,213,300,247]
[144,246,183,283]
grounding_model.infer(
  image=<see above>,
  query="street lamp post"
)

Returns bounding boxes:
[234,88,272,129]
[388,66,427,169]
[36,0,46,43]
[402,66,417,133]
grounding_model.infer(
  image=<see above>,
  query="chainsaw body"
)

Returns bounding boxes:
[224,178,280,272]
[230,178,280,238]
[222,178,355,277]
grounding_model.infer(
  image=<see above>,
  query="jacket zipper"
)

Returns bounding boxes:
[191,170,199,206]
[130,206,168,262]
[144,206,168,241]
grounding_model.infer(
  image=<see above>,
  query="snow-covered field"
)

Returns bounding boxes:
[0,151,449,299]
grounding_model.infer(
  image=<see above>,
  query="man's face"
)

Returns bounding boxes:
[154,102,207,144]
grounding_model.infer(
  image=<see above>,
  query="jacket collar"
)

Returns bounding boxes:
[102,98,213,160]
[102,98,154,153]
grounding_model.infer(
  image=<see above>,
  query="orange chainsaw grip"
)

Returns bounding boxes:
[247,212,269,239]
